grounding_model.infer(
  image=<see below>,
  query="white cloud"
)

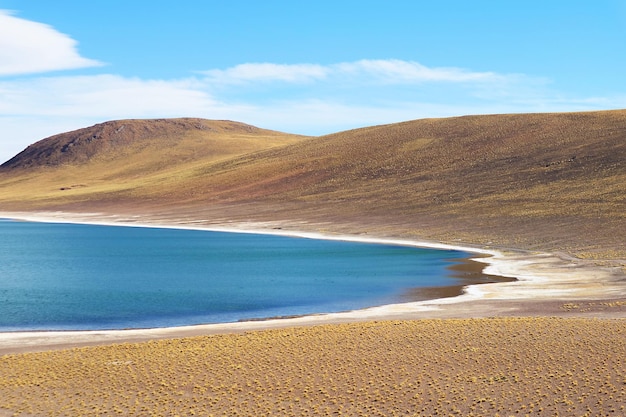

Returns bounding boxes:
[0,59,513,126]
[0,75,220,118]
[0,9,101,76]
[202,59,501,86]
[334,59,499,83]
[203,63,330,84]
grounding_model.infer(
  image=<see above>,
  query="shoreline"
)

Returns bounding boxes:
[1,210,625,355]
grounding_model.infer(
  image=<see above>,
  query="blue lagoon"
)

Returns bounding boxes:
[0,219,491,331]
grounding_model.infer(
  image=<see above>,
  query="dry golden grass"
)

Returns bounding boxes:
[1,317,624,416]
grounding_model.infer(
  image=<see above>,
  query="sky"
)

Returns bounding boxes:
[1,1,625,163]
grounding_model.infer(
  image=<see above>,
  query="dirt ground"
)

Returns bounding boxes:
[1,317,625,417]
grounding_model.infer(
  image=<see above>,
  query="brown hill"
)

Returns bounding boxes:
[1,111,625,260]
[0,118,307,205]
[1,118,306,170]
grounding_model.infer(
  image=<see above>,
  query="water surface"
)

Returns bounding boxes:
[0,220,487,331]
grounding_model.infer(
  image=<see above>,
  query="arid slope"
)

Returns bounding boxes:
[1,111,625,259]
[0,118,308,206]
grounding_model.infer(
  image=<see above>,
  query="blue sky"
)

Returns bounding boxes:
[1,1,625,163]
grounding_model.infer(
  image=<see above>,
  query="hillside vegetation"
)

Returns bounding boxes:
[1,111,625,260]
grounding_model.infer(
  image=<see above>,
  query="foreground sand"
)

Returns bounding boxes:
[1,318,625,416]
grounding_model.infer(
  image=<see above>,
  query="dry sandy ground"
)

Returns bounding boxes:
[1,318,625,416]
[0,211,625,416]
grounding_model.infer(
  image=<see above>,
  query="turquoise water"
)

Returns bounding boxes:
[0,219,477,331]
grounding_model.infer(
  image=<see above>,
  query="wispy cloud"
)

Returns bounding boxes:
[0,75,219,117]
[0,60,534,137]
[202,59,500,85]
[0,10,102,76]
[334,59,500,83]
[203,63,330,84]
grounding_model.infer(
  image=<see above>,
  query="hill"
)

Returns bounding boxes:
[1,111,625,261]
[1,118,307,170]
[0,117,308,205]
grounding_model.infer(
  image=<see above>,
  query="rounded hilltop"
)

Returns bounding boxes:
[1,118,304,170]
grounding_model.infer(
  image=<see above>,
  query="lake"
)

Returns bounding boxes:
[0,219,487,331]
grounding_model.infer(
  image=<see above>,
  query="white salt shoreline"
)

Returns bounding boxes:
[1,210,625,354]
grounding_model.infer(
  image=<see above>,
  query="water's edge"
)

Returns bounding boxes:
[2,210,624,339]
[0,215,502,332]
